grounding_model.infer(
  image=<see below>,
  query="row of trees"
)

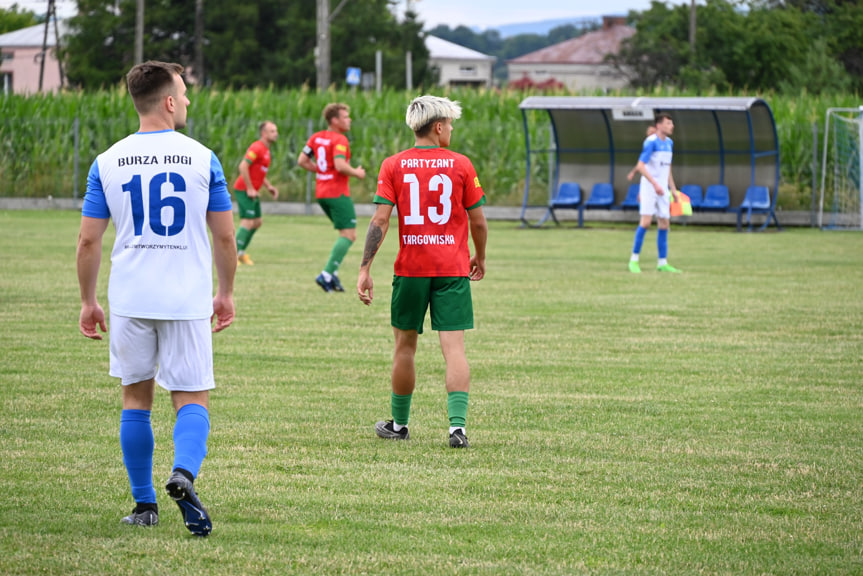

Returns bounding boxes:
[613,0,863,94]
[3,0,863,93]
[58,0,428,89]
[0,3,39,34]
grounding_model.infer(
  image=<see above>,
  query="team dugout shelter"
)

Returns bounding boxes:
[518,96,781,230]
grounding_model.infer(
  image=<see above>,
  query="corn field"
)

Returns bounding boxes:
[0,86,858,209]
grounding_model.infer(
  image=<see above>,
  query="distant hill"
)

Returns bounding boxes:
[475,16,607,38]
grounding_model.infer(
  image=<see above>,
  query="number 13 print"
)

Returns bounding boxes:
[402,173,452,226]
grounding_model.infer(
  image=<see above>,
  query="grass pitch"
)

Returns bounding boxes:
[0,210,861,575]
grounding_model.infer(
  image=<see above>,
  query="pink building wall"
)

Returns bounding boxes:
[1,46,64,94]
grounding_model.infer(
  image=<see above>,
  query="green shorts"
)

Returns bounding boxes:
[317,195,357,230]
[391,276,473,334]
[235,190,261,219]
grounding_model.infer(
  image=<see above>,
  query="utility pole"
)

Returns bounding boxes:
[53,8,64,88]
[689,0,696,55]
[316,0,350,91]
[38,0,56,91]
[135,0,144,64]
[316,0,330,91]
[194,0,204,83]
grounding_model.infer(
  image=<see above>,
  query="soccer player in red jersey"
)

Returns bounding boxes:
[297,103,366,292]
[357,95,488,448]
[234,121,279,265]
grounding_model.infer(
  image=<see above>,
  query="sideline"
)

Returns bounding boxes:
[0,198,813,227]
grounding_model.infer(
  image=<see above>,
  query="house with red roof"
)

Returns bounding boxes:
[507,16,634,92]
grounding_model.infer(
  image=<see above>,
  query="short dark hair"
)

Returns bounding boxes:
[414,119,443,138]
[126,61,183,115]
[654,113,673,125]
[323,103,349,123]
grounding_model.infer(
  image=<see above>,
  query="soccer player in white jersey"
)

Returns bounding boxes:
[628,113,682,273]
[76,61,236,536]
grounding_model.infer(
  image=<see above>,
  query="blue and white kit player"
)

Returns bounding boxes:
[628,113,682,274]
[77,61,237,536]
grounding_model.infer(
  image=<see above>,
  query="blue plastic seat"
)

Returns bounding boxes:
[529,182,584,227]
[551,182,581,208]
[618,184,640,210]
[733,185,777,231]
[701,184,730,211]
[679,184,703,209]
[584,182,614,209]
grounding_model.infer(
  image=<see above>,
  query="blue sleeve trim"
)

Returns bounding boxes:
[207,151,233,212]
[638,139,654,164]
[81,159,110,218]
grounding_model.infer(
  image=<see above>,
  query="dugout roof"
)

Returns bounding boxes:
[517,96,780,224]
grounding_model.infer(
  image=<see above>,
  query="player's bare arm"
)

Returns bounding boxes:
[263,177,278,199]
[668,168,678,201]
[357,204,392,305]
[334,156,365,180]
[208,210,237,332]
[76,216,110,339]
[468,206,488,281]
[297,150,316,173]
[637,160,663,195]
[238,159,257,197]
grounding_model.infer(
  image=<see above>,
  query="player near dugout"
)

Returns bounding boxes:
[628,113,682,273]
[297,103,366,292]
[76,60,236,536]
[357,95,488,449]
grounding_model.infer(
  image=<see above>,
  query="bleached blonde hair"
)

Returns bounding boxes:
[405,95,462,135]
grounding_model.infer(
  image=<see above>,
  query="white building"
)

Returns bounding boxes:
[425,35,495,89]
[507,16,634,93]
[0,20,67,94]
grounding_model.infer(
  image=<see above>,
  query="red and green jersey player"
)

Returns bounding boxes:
[297,103,366,292]
[357,95,488,449]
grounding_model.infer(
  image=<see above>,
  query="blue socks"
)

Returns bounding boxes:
[172,404,210,478]
[657,228,668,259]
[120,404,210,505]
[632,226,648,255]
[120,409,156,504]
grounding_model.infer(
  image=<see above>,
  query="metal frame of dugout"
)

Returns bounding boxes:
[517,96,782,232]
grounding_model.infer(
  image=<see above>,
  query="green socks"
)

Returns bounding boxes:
[391,391,469,429]
[236,226,256,252]
[391,392,413,427]
[325,236,353,275]
[447,391,469,429]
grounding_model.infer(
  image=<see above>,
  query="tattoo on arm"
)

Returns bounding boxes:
[361,225,383,267]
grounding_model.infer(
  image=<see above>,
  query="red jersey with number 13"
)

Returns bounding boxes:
[375,147,486,277]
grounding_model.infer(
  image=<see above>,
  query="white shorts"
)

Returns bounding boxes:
[639,182,671,219]
[109,314,215,392]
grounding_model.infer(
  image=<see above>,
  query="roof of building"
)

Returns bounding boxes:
[508,22,634,65]
[0,19,70,48]
[518,96,770,112]
[425,35,495,62]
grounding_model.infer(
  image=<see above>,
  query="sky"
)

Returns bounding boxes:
[5,0,681,30]
[1,0,75,19]
[400,0,672,30]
